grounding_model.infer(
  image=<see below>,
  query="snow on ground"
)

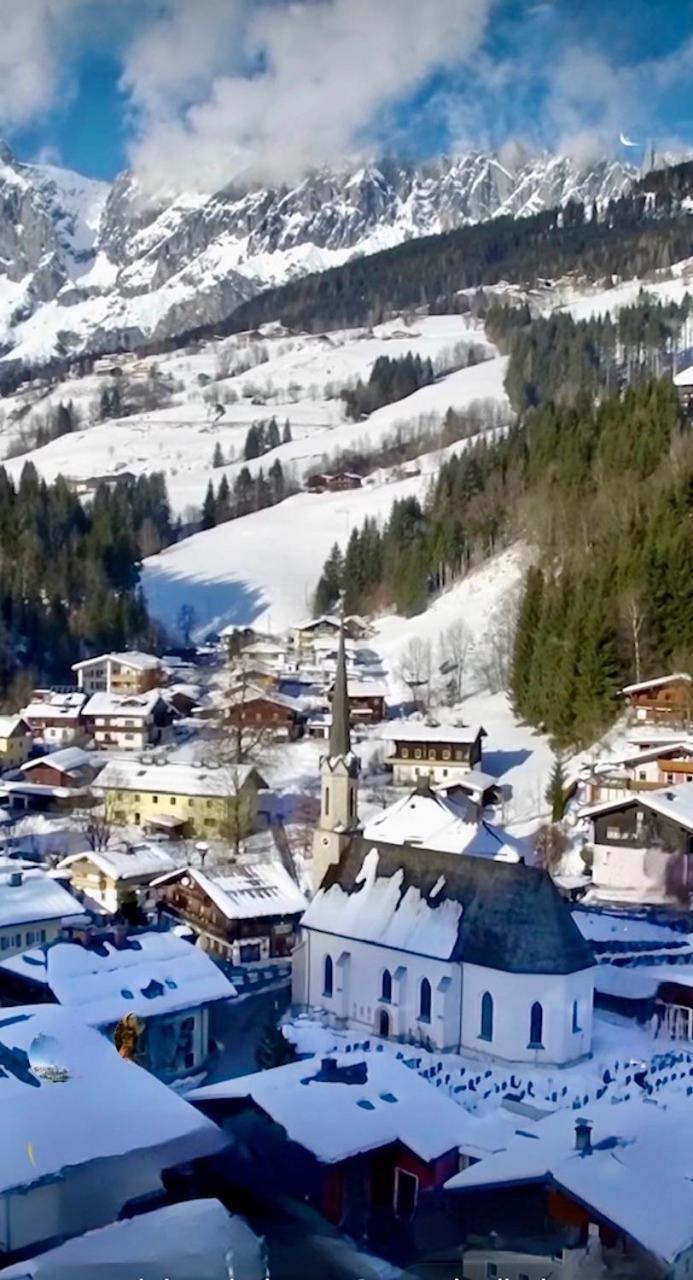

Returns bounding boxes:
[557,255,693,322]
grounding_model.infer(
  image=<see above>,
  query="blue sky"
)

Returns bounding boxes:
[5,0,693,186]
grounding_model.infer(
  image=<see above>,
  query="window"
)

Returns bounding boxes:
[323,954,333,998]
[325,786,330,817]
[0,937,7,951]
[486,1264,498,1279]
[349,787,355,818]
[529,1001,544,1048]
[170,796,176,806]
[480,991,493,1042]
[428,749,436,760]
[26,931,35,946]
[39,929,46,943]
[393,1168,418,1219]
[152,795,159,804]
[572,1000,581,1033]
[419,978,431,1023]
[401,747,409,759]
[381,969,392,1003]
[638,771,647,780]
[206,799,213,808]
[414,749,422,760]
[606,825,624,840]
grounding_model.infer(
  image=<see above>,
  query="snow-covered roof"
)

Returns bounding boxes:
[0,1004,227,1197]
[622,672,692,695]
[21,746,95,777]
[580,780,693,831]
[0,1199,263,1280]
[673,364,693,388]
[95,758,264,798]
[591,741,693,772]
[304,841,594,973]
[362,785,513,858]
[83,689,165,718]
[72,650,162,672]
[0,714,28,738]
[0,930,236,1025]
[345,680,388,700]
[152,863,307,920]
[22,691,87,719]
[445,1095,693,1265]
[380,721,483,745]
[225,683,300,711]
[189,1053,489,1165]
[0,867,83,928]
[58,844,175,883]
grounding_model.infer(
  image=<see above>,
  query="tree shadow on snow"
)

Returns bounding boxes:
[483,748,532,777]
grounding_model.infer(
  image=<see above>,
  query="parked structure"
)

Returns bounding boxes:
[72,651,165,695]
[0,930,236,1081]
[94,758,268,840]
[83,690,174,751]
[380,722,486,787]
[622,673,693,727]
[152,863,307,964]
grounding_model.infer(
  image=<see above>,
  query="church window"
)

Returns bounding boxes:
[349,787,355,818]
[323,955,333,998]
[325,787,330,816]
[529,1001,544,1048]
[572,1000,581,1033]
[419,978,431,1023]
[380,969,392,1003]
[480,991,493,1042]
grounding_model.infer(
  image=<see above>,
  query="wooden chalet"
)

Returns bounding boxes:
[622,673,693,727]
[151,864,307,964]
[223,686,305,740]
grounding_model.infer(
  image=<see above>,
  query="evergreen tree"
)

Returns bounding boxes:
[546,755,568,823]
[216,475,232,523]
[201,481,217,530]
[255,1015,297,1070]
[282,418,292,443]
[212,441,224,468]
[267,417,280,451]
[244,425,261,460]
[314,542,344,615]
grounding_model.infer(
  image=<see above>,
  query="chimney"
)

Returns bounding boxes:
[8,870,23,887]
[575,1117,592,1154]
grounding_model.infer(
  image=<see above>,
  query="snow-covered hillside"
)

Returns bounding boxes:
[0,143,635,368]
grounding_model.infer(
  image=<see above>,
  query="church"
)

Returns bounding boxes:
[292,626,596,1066]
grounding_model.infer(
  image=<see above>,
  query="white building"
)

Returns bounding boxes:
[20,690,88,746]
[580,783,693,906]
[0,866,84,956]
[83,689,173,751]
[0,1004,226,1258]
[72,651,164,694]
[294,625,595,1066]
[380,721,485,786]
[0,930,236,1080]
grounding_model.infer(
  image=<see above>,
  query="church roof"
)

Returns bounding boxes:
[303,839,594,975]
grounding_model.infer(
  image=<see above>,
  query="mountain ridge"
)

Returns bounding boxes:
[0,144,637,370]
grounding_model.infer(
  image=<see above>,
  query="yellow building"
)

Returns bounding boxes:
[0,716,32,767]
[95,759,268,840]
[56,846,176,915]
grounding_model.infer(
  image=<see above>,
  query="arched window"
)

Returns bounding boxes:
[419,978,431,1023]
[529,1001,544,1048]
[381,969,392,1003]
[323,954,333,998]
[480,991,493,1042]
[325,786,330,816]
[572,1000,581,1033]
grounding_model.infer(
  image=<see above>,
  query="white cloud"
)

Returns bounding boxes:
[0,0,86,129]
[122,0,493,193]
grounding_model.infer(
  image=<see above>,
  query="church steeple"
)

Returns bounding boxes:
[312,614,360,892]
[329,619,351,759]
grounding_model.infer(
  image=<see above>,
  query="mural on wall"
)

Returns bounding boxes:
[114,1013,145,1062]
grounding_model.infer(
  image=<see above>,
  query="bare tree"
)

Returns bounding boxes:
[619,589,647,685]
[477,593,519,694]
[398,638,433,709]
[71,791,117,852]
[438,619,472,704]
[220,665,274,763]
[534,823,569,875]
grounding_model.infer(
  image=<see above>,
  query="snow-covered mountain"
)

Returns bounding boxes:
[0,145,636,370]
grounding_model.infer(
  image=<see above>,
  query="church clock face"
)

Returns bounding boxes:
[322,836,330,846]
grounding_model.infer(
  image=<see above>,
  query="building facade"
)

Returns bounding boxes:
[580,785,693,906]
[72,651,165,695]
[381,723,485,787]
[622,674,693,727]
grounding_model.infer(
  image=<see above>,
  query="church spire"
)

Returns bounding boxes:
[330,616,351,759]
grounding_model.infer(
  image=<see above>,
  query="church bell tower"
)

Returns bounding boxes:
[312,619,360,891]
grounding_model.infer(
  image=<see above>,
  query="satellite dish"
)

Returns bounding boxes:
[29,1033,70,1083]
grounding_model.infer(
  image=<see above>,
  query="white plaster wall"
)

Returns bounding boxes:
[304,931,463,1050]
[461,963,594,1065]
[592,843,685,905]
[0,919,61,957]
[392,761,468,787]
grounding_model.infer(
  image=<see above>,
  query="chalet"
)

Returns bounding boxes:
[20,690,88,746]
[290,614,368,652]
[0,930,236,1082]
[189,1053,497,1247]
[162,683,201,716]
[151,863,308,964]
[440,770,501,809]
[0,716,32,769]
[66,471,136,498]
[380,721,486,787]
[20,746,100,790]
[581,741,693,805]
[580,783,693,905]
[0,866,84,956]
[622,673,693,727]
[305,472,330,493]
[94,758,268,840]
[446,1100,693,1280]
[57,844,176,915]
[72,650,165,695]
[222,685,305,741]
[330,679,388,725]
[0,1005,226,1259]
[82,689,174,751]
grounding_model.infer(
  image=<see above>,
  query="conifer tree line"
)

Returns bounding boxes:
[342,353,435,420]
[243,415,292,459]
[485,292,693,411]
[201,458,295,530]
[314,379,693,745]
[0,465,174,699]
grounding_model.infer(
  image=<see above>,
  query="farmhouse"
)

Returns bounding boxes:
[380,721,486,786]
[152,863,307,964]
[622,673,693,727]
[222,684,305,741]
